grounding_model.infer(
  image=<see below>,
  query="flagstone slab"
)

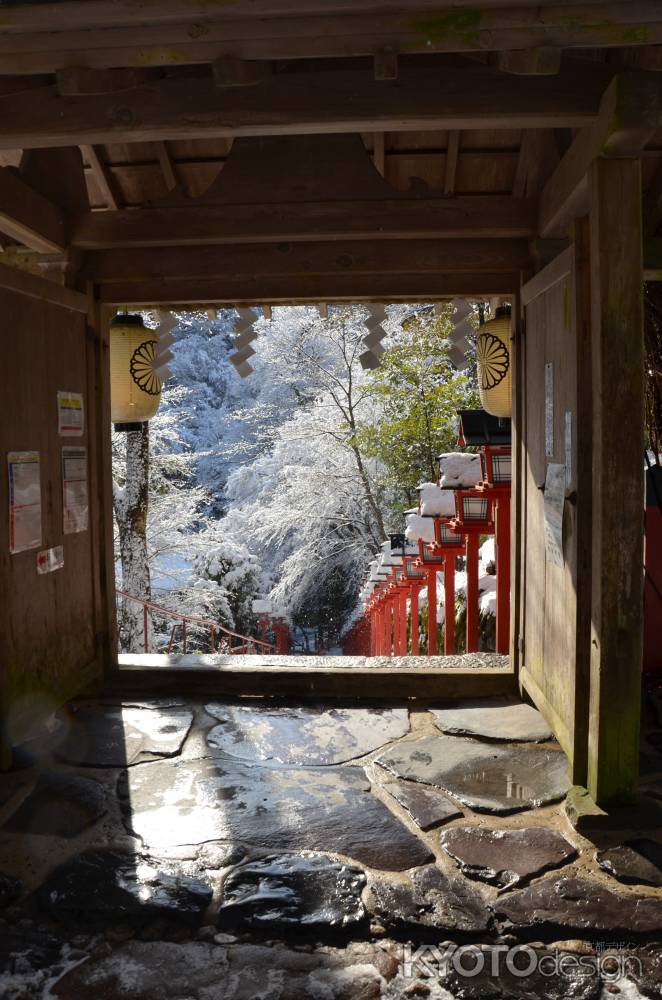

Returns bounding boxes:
[439,826,577,888]
[37,850,212,928]
[3,771,106,838]
[376,734,570,814]
[205,702,410,765]
[596,839,662,888]
[369,864,491,934]
[57,704,194,767]
[382,780,463,830]
[439,945,601,1000]
[119,757,433,871]
[218,854,367,931]
[430,699,553,742]
[495,874,662,936]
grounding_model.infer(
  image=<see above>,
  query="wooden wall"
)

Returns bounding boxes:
[0,274,103,754]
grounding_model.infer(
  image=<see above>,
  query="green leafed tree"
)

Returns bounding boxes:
[356,305,480,523]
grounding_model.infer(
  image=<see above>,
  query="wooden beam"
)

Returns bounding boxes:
[587,156,644,806]
[0,167,65,252]
[56,66,146,96]
[0,64,613,150]
[110,658,517,700]
[97,271,521,305]
[540,71,662,237]
[212,56,271,88]
[372,132,385,176]
[444,130,460,194]
[80,145,120,210]
[0,6,661,71]
[0,259,87,311]
[497,47,562,75]
[0,1,660,35]
[84,238,531,282]
[72,197,537,249]
[374,49,398,81]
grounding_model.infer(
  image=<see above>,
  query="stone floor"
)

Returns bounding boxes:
[1,691,662,998]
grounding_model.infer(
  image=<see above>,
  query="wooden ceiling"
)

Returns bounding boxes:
[0,1,661,303]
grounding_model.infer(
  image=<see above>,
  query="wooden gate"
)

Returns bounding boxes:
[518,242,592,785]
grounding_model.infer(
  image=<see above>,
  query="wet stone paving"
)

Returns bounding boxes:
[0,690,662,998]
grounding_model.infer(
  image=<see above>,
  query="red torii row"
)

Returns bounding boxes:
[345,411,511,658]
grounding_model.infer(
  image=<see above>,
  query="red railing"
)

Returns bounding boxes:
[116,590,274,655]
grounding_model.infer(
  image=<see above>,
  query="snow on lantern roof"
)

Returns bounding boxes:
[252,598,274,614]
[437,452,482,489]
[405,512,436,545]
[417,482,456,517]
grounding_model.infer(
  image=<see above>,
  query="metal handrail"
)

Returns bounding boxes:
[116,589,274,655]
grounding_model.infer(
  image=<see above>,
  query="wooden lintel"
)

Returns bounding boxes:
[0,166,65,252]
[97,271,521,306]
[72,197,537,250]
[539,71,661,238]
[0,64,612,150]
[83,238,531,283]
[0,6,661,71]
[497,47,562,76]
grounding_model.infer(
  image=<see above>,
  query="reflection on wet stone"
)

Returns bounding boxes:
[205,702,410,765]
[119,757,433,870]
[439,826,577,888]
[37,850,212,928]
[382,780,463,830]
[376,734,570,814]
[57,704,194,767]
[218,854,367,931]
[430,699,553,743]
[597,839,662,887]
[495,874,662,936]
[3,771,106,838]
[369,865,491,934]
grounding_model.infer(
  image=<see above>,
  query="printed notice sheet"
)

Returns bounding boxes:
[8,451,42,553]
[544,462,565,568]
[62,446,89,534]
[37,545,64,575]
[57,391,84,437]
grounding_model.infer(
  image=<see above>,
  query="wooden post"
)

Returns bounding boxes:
[587,156,644,806]
[410,584,421,655]
[466,534,480,653]
[496,495,511,654]
[396,591,407,655]
[444,557,456,655]
[427,569,438,656]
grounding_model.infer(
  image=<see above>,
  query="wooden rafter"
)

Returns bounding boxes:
[0,63,613,150]
[444,130,460,194]
[71,196,537,249]
[80,144,120,210]
[155,141,178,192]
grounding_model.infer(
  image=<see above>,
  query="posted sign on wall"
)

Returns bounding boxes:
[62,446,89,534]
[8,451,42,554]
[57,391,84,437]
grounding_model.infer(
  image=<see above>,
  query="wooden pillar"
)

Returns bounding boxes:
[587,156,644,805]
[495,495,511,655]
[443,557,456,655]
[396,591,408,655]
[427,569,438,656]
[410,584,421,655]
[466,534,480,653]
[383,599,392,655]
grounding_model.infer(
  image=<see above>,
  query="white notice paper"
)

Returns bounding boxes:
[37,545,64,575]
[544,462,565,568]
[8,451,42,553]
[57,391,84,437]
[62,446,89,534]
